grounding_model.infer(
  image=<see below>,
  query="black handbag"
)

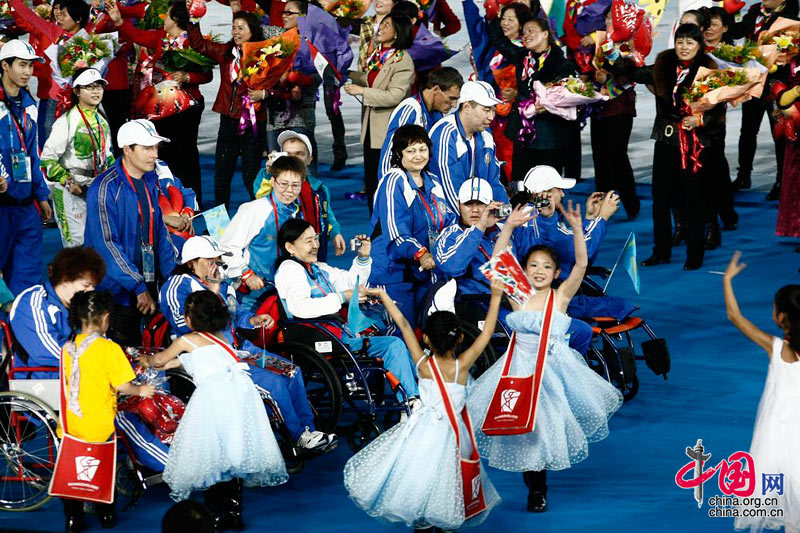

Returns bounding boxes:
[642,338,671,380]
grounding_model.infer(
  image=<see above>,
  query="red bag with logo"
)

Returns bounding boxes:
[49,358,117,504]
[481,289,555,435]
[427,356,487,520]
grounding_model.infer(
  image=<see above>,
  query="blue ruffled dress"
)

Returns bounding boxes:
[163,343,289,501]
[467,309,623,472]
[343,359,501,530]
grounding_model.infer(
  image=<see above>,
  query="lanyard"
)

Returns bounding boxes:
[304,263,336,296]
[4,97,27,152]
[269,194,299,257]
[122,164,155,246]
[478,244,492,262]
[416,186,444,233]
[76,106,106,177]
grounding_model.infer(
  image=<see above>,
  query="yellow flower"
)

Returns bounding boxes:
[261,44,282,56]
[774,34,794,48]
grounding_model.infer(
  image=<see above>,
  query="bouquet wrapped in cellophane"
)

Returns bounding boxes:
[241,28,300,93]
[46,29,119,84]
[759,17,800,65]
[710,40,778,71]
[683,67,765,113]
[529,76,609,121]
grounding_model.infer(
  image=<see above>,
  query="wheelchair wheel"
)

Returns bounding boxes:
[271,342,343,433]
[166,368,196,404]
[458,322,498,380]
[614,373,639,402]
[0,391,59,512]
[347,419,381,453]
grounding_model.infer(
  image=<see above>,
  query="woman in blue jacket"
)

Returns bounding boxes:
[368,125,456,329]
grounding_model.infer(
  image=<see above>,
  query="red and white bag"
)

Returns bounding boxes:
[428,356,487,520]
[49,354,117,504]
[481,289,555,436]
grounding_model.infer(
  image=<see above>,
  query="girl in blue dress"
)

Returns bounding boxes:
[139,290,288,530]
[343,280,505,531]
[467,202,623,513]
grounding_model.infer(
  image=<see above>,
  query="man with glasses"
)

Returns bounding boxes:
[220,155,306,308]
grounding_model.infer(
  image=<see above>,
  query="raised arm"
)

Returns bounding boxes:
[491,205,534,259]
[723,252,773,355]
[555,200,587,310]
[370,287,425,364]
[459,279,504,372]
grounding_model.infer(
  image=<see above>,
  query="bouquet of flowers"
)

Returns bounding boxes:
[684,67,765,113]
[161,47,216,72]
[712,41,772,67]
[325,0,370,19]
[241,28,300,92]
[50,30,118,82]
[759,17,800,65]
[134,0,171,30]
[530,76,609,120]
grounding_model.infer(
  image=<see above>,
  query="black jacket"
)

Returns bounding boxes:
[488,20,579,150]
[729,0,800,41]
[651,50,726,147]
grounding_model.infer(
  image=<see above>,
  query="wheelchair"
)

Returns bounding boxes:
[264,300,411,453]
[0,321,161,512]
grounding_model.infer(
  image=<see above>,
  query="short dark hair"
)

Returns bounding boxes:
[168,0,191,30]
[232,11,265,42]
[271,155,307,181]
[425,66,464,91]
[54,0,90,28]
[184,290,231,333]
[499,3,535,37]
[390,124,432,169]
[49,247,106,286]
[286,0,309,15]
[674,22,705,50]
[706,6,732,35]
[681,8,710,31]
[385,13,414,51]
[392,1,423,25]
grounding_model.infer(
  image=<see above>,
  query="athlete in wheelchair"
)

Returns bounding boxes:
[157,236,337,455]
[271,219,420,450]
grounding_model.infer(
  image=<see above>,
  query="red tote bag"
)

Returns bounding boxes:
[428,357,487,520]
[481,289,555,436]
[49,351,117,504]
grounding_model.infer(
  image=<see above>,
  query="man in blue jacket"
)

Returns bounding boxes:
[378,67,463,178]
[435,178,594,354]
[85,119,178,346]
[0,40,52,297]
[429,80,508,212]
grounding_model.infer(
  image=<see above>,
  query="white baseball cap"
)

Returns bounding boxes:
[458,178,493,205]
[0,40,44,63]
[117,119,170,148]
[181,236,232,264]
[277,130,313,158]
[522,165,576,193]
[73,68,108,88]
[457,80,502,108]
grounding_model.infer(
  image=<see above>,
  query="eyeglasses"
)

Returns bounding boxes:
[282,10,301,16]
[274,180,302,191]
[80,83,105,91]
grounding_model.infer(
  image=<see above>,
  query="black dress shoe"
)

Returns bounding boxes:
[98,511,116,529]
[732,173,751,190]
[766,182,781,201]
[65,515,86,533]
[642,255,670,266]
[331,153,346,171]
[528,491,547,513]
[223,511,244,531]
[722,221,738,231]
[683,261,702,271]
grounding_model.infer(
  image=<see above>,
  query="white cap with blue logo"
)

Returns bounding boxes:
[457,178,493,205]
[117,119,170,148]
[457,80,502,107]
[0,40,44,63]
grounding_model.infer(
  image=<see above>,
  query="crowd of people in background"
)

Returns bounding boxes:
[0,0,798,530]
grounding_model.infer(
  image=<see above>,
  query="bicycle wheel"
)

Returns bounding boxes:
[0,391,59,511]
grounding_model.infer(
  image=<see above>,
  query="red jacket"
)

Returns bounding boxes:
[187,23,266,121]
[9,0,136,96]
[117,20,212,102]
[431,0,461,38]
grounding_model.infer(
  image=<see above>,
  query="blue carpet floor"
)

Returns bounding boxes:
[2,156,797,532]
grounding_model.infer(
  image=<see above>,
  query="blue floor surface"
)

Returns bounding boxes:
[2,157,797,532]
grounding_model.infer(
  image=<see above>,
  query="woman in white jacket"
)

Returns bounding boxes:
[41,67,114,246]
[274,218,419,403]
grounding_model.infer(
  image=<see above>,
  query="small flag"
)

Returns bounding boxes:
[201,204,230,242]
[306,38,344,83]
[604,232,640,294]
[347,276,378,334]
